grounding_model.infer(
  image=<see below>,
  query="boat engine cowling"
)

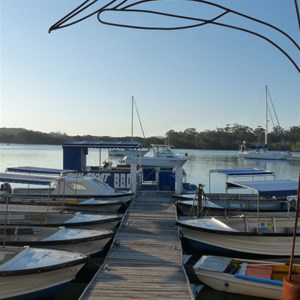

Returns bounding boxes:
[0,182,12,193]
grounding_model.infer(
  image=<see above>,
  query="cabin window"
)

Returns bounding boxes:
[92,178,113,189]
[67,182,87,191]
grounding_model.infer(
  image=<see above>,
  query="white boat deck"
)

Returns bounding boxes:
[80,191,193,300]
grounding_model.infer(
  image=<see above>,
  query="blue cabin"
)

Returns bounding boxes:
[62,141,141,190]
[62,140,177,192]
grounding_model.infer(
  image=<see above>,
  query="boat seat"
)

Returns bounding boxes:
[225,264,239,274]
[245,265,273,279]
[238,263,247,275]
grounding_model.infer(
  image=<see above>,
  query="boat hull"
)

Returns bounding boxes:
[1,263,84,299]
[1,227,114,256]
[177,217,300,257]
[0,246,87,300]
[194,267,282,299]
[0,197,131,214]
[238,151,291,160]
[0,212,122,231]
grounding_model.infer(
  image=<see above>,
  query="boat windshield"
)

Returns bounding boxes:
[91,177,115,190]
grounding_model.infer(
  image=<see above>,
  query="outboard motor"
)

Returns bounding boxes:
[0,183,12,194]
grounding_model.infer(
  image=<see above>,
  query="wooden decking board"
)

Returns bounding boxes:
[81,192,192,300]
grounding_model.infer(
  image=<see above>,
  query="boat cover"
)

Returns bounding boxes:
[226,179,298,197]
[0,173,54,185]
[6,166,76,175]
[63,140,141,149]
[194,255,232,272]
[209,168,274,176]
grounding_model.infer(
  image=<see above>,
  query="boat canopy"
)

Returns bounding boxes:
[209,168,274,176]
[62,141,142,172]
[63,141,142,149]
[225,179,298,197]
[6,166,76,175]
[208,168,274,192]
[0,173,54,185]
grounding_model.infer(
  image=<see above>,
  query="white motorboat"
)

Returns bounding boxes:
[193,255,300,300]
[176,174,299,258]
[0,171,132,214]
[0,245,87,300]
[176,215,300,257]
[0,225,114,256]
[124,144,188,168]
[0,170,133,199]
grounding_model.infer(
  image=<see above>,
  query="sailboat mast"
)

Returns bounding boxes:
[131,96,134,142]
[265,85,268,146]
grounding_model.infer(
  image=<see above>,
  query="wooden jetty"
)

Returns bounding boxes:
[80,191,193,300]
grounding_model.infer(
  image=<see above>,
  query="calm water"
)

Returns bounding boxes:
[1,144,299,192]
[177,148,300,192]
[1,144,300,300]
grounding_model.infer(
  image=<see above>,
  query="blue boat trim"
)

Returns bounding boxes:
[235,274,283,286]
[6,166,77,175]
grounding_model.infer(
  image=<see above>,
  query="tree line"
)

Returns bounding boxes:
[0,124,299,151]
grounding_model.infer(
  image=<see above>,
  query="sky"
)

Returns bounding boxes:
[1,0,300,138]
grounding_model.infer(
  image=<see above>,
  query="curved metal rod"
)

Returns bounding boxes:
[49,0,300,72]
[97,8,300,72]
[295,0,300,30]
[97,9,229,30]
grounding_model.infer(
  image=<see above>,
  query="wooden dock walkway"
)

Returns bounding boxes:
[80,191,193,300]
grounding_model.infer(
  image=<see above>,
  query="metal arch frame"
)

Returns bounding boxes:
[49,0,300,72]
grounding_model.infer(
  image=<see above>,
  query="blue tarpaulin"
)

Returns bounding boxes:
[226,179,298,197]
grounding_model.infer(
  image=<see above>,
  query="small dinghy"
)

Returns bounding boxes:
[0,245,87,299]
[193,255,300,300]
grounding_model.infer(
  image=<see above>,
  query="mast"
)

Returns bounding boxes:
[131,96,134,142]
[265,85,268,147]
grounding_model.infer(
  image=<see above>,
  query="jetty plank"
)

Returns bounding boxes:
[81,192,193,300]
